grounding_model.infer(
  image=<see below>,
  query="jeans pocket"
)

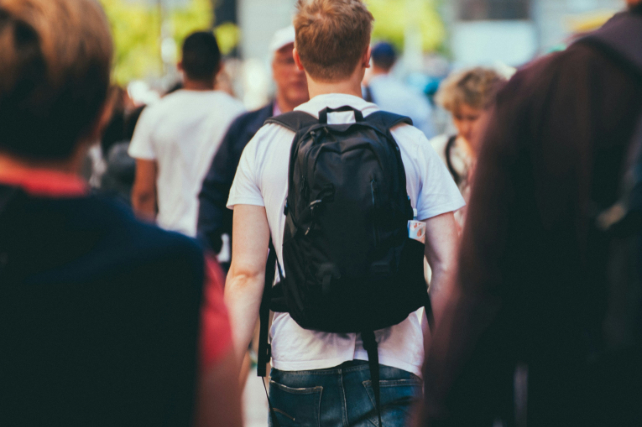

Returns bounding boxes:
[362,379,423,427]
[269,380,323,427]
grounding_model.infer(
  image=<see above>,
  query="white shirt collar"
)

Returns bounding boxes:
[295,93,378,118]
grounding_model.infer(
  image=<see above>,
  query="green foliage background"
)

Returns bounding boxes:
[99,0,214,85]
[100,0,446,84]
[367,0,446,53]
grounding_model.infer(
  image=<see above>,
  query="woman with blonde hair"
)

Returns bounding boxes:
[431,68,507,202]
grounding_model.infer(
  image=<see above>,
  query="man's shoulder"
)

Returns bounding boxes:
[211,90,245,109]
[90,197,204,265]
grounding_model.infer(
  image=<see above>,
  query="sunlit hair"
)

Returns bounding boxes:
[436,67,507,113]
[294,0,373,82]
[0,0,113,160]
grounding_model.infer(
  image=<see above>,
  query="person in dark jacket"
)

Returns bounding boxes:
[0,1,242,425]
[418,2,642,427]
[197,26,309,259]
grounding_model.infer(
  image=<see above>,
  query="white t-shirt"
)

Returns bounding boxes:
[227,94,464,376]
[129,90,244,236]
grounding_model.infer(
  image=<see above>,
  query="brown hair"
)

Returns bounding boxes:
[435,67,507,113]
[0,0,113,160]
[294,0,373,82]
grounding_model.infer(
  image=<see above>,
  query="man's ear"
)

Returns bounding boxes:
[177,61,183,72]
[363,45,372,69]
[293,48,305,71]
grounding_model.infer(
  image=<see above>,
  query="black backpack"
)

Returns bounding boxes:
[257,106,433,426]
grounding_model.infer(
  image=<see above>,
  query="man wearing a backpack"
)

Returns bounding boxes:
[225,0,464,425]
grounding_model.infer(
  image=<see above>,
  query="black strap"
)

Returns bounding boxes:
[365,110,413,132]
[578,11,642,79]
[257,240,277,377]
[362,331,382,427]
[445,135,461,186]
[258,240,281,426]
[265,111,319,133]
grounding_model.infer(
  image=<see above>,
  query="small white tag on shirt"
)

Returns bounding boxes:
[408,220,426,244]
[327,111,356,124]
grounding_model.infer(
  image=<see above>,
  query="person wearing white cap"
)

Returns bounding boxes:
[197,26,308,259]
[197,26,309,385]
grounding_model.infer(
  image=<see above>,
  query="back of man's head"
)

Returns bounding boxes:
[0,0,113,161]
[371,42,397,72]
[181,31,221,82]
[294,0,373,82]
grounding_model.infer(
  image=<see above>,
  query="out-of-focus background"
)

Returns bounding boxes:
[100,0,621,123]
[96,1,626,425]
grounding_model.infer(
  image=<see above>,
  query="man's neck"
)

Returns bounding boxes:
[182,78,215,91]
[306,75,364,100]
[369,66,390,79]
[0,151,83,176]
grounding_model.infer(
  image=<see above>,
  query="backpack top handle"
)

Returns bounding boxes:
[318,105,365,124]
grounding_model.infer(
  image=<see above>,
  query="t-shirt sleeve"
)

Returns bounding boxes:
[226,129,266,209]
[200,256,233,369]
[396,127,465,221]
[128,108,157,160]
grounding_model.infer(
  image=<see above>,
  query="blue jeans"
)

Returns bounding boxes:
[268,360,422,427]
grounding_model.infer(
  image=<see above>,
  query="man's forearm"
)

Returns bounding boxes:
[224,271,264,366]
[132,190,156,222]
[428,263,456,325]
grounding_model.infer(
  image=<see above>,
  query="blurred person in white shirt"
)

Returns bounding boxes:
[129,31,244,236]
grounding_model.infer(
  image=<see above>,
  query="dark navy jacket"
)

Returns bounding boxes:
[197,102,274,253]
[0,188,204,426]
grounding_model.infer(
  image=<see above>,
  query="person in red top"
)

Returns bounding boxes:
[0,0,241,425]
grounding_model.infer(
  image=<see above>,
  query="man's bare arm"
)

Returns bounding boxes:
[194,348,243,427]
[423,212,459,323]
[131,159,158,221]
[225,204,270,366]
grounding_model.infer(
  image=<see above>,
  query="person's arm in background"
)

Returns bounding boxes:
[131,159,157,221]
[224,205,270,366]
[195,258,243,426]
[128,108,158,222]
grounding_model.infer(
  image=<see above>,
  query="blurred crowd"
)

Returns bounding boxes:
[1,0,641,426]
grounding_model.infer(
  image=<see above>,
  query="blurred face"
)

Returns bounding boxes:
[452,103,484,147]
[272,43,309,108]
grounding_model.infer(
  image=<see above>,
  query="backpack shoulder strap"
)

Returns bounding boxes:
[264,111,319,133]
[577,11,642,78]
[364,111,413,133]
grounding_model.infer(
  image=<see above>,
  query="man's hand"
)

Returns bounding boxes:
[195,348,244,427]
[131,159,158,221]
[225,204,270,367]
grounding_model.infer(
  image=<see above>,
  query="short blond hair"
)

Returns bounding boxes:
[436,67,506,113]
[294,0,373,82]
[0,0,113,160]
